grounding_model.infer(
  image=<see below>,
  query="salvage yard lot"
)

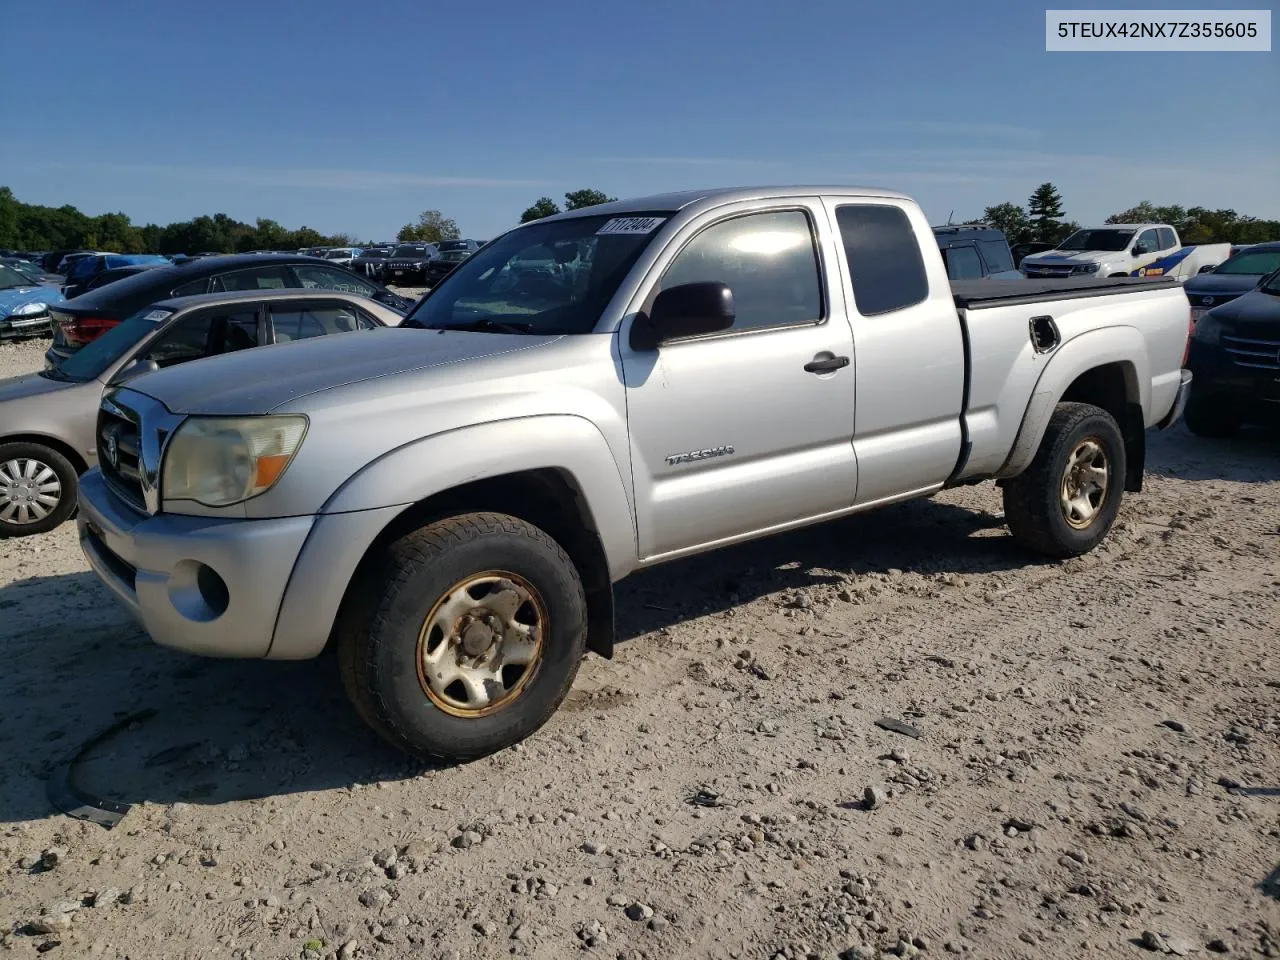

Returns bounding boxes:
[0,335,1276,959]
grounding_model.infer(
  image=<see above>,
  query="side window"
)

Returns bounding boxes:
[1135,229,1160,254]
[1157,227,1177,250]
[270,302,366,343]
[943,245,985,281]
[142,309,259,367]
[834,204,929,316]
[292,264,378,298]
[978,239,1015,274]
[209,266,295,292]
[658,209,823,333]
[171,277,209,297]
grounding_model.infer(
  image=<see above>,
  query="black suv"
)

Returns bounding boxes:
[932,225,1021,281]
[46,254,414,367]
[381,243,439,284]
[1184,268,1280,437]
[423,239,482,286]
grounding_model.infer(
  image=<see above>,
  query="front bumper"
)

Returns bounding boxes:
[0,313,53,338]
[77,469,315,658]
[1156,369,1193,429]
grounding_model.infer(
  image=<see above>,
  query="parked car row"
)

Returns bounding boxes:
[26,184,1199,767]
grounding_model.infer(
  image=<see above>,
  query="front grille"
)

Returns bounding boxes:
[97,407,146,510]
[1222,334,1280,371]
[1024,263,1080,277]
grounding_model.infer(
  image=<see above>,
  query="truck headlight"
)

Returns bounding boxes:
[11,301,48,316]
[1074,263,1100,274]
[1192,313,1222,346]
[162,416,308,507]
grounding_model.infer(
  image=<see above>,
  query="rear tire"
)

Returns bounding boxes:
[1002,402,1126,559]
[1183,391,1241,438]
[336,512,587,763]
[0,442,78,538]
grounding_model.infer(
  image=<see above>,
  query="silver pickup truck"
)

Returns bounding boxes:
[76,186,1193,762]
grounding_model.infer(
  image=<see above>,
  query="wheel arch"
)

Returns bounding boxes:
[0,433,89,475]
[996,327,1149,491]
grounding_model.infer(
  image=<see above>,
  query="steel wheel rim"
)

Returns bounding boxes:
[0,458,62,525]
[1060,438,1110,530]
[415,570,547,718]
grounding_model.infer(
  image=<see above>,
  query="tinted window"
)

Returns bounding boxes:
[209,266,295,292]
[292,264,378,297]
[943,245,985,281]
[143,308,259,367]
[391,245,428,258]
[438,241,470,252]
[1136,229,1160,253]
[271,302,369,342]
[1058,229,1133,252]
[658,210,822,333]
[1215,249,1280,275]
[978,239,1015,274]
[835,204,928,316]
[171,278,209,296]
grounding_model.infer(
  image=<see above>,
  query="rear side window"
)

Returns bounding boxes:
[978,240,1014,274]
[270,302,373,342]
[834,204,929,316]
[943,245,984,281]
[1157,227,1177,250]
[210,266,295,292]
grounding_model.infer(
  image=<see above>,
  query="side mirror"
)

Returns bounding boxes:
[632,282,735,351]
[1132,244,1149,256]
[1198,264,1216,274]
[111,356,159,383]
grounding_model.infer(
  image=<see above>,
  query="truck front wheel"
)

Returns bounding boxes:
[1002,402,1126,558]
[336,512,588,763]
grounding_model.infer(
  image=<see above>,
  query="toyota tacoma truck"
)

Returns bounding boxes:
[76,186,1194,762]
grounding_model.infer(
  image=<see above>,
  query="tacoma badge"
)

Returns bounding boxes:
[665,445,735,466]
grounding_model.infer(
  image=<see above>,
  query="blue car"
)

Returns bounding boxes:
[62,253,171,299]
[1183,241,1280,322]
[0,263,66,339]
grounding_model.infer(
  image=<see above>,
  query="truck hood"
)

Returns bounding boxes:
[125,327,560,415]
[1207,288,1280,325]
[1023,251,1126,266]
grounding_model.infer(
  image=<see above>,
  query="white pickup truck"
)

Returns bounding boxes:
[1022,223,1231,282]
[77,186,1194,762]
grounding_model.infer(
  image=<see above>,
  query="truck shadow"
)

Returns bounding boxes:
[0,497,1027,825]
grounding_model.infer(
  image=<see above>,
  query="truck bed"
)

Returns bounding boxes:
[952,276,1180,309]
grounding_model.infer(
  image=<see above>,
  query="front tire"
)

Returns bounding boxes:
[0,442,78,538]
[1183,391,1241,438]
[1002,402,1126,559]
[336,512,587,762]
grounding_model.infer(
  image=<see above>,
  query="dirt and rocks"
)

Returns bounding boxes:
[0,333,1277,960]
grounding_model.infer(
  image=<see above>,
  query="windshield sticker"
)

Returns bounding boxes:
[596,217,666,236]
[143,310,173,321]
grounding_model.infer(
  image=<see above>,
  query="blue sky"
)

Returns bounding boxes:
[2,0,1276,241]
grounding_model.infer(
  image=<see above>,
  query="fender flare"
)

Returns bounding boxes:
[995,326,1149,480]
[321,414,637,579]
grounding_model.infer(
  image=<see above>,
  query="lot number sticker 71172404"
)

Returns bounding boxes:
[596,217,667,235]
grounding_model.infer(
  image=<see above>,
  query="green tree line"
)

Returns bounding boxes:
[981,182,1280,247]
[0,186,356,255]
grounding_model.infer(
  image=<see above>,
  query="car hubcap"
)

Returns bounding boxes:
[416,571,546,717]
[1060,439,1109,530]
[0,458,62,525]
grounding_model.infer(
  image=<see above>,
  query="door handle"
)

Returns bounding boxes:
[804,355,850,374]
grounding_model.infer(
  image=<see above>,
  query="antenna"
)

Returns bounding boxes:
[947,210,954,225]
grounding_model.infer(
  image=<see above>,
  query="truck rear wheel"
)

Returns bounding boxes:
[1002,402,1126,558]
[336,512,587,763]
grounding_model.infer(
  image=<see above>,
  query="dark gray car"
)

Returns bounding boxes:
[0,289,402,537]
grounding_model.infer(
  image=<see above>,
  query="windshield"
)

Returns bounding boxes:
[391,245,428,258]
[437,241,470,252]
[440,250,469,262]
[0,264,35,289]
[403,211,671,335]
[53,312,169,382]
[362,249,388,258]
[1261,270,1280,296]
[325,249,351,258]
[1057,229,1136,252]
[1214,250,1280,276]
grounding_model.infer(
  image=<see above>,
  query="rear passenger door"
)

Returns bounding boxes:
[135,305,265,369]
[822,198,965,504]
[266,299,380,344]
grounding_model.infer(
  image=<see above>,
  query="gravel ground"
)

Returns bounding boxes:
[0,332,1277,960]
